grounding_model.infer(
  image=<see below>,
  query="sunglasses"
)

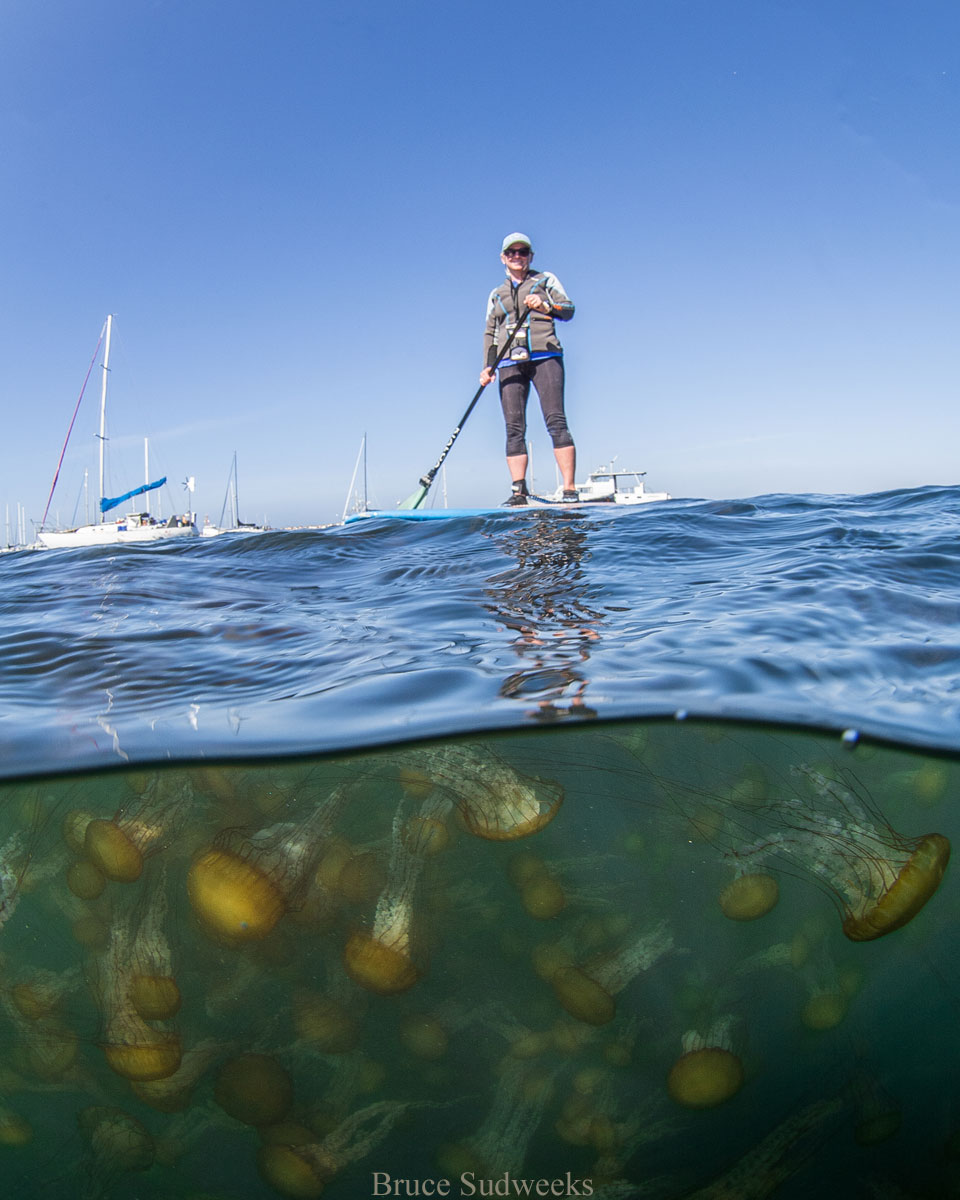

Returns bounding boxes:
[504,247,531,257]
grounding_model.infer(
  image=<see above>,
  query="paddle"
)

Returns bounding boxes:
[397,306,535,509]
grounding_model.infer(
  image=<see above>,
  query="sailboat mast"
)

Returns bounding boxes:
[144,438,150,514]
[97,314,113,524]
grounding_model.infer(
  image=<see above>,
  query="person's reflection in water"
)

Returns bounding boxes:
[483,512,605,720]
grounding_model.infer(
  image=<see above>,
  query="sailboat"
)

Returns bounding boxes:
[37,315,198,549]
[200,451,269,536]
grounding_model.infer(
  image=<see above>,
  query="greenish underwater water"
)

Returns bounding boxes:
[0,719,956,1199]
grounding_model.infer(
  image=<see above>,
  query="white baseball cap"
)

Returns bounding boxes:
[501,232,533,253]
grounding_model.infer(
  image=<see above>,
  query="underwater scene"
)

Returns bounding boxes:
[0,720,956,1199]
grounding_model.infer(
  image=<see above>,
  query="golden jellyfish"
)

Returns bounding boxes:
[90,902,181,1082]
[131,1038,226,1112]
[508,854,566,920]
[0,987,78,1081]
[7,965,79,1022]
[187,783,350,942]
[666,1019,744,1110]
[214,1052,294,1127]
[125,865,181,1021]
[293,991,361,1055]
[552,920,675,1026]
[65,858,106,900]
[720,763,950,942]
[77,1106,155,1182]
[0,1105,32,1146]
[84,771,194,883]
[343,795,448,995]
[399,1013,449,1061]
[717,872,779,921]
[393,743,563,841]
[257,1099,422,1199]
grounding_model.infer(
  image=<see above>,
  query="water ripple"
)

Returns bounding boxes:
[2,485,960,774]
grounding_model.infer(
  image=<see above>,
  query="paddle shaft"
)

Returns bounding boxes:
[416,303,536,492]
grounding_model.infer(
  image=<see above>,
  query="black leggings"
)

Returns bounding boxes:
[498,357,574,457]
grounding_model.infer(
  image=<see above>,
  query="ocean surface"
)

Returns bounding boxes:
[1,484,959,1198]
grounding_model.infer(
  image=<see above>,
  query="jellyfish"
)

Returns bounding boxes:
[257,1099,428,1199]
[187,783,350,942]
[89,900,181,1082]
[552,920,675,1026]
[213,1052,294,1127]
[681,1095,845,1198]
[666,1017,744,1109]
[293,990,362,1055]
[0,1104,32,1145]
[77,1106,155,1190]
[717,872,779,921]
[508,853,567,920]
[6,964,81,1023]
[342,794,451,995]
[719,764,950,942]
[131,1038,228,1112]
[559,1079,677,1186]
[1,986,79,1081]
[850,1067,901,1146]
[84,771,195,883]
[125,865,180,1020]
[436,1058,557,1180]
[391,742,563,841]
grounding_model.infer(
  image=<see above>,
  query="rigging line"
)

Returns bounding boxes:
[40,323,106,530]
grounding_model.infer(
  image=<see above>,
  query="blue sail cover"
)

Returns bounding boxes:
[100,477,167,514]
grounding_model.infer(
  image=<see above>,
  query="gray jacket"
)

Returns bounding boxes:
[483,269,575,368]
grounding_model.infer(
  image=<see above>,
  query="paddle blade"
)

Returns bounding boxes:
[397,485,429,510]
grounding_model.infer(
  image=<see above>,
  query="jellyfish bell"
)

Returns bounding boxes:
[214,1053,294,1127]
[398,1014,449,1060]
[841,831,950,942]
[293,992,360,1054]
[800,989,848,1032]
[552,921,675,1027]
[259,1100,422,1200]
[718,872,779,921]
[666,1018,744,1110]
[343,930,420,996]
[101,1016,182,1082]
[393,743,563,841]
[256,1143,335,1199]
[65,859,106,900]
[77,1105,155,1176]
[83,772,194,884]
[667,1046,743,1110]
[128,973,181,1021]
[342,794,447,996]
[187,785,350,943]
[0,1106,32,1146]
[187,846,285,942]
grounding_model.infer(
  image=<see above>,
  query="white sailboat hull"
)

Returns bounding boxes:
[38,518,198,549]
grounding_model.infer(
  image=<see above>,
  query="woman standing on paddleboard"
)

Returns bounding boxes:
[479,233,578,506]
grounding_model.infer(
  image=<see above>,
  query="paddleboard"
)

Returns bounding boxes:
[344,497,622,523]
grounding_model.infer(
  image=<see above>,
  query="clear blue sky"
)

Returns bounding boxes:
[2,1,957,531]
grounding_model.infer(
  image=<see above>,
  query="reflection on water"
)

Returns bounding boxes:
[0,720,957,1197]
[485,513,604,720]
